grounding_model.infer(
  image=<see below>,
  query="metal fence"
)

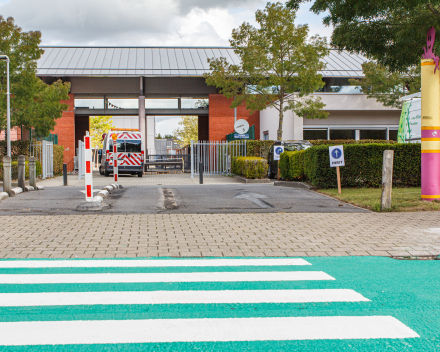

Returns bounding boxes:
[191,140,246,176]
[30,140,53,179]
[145,154,190,172]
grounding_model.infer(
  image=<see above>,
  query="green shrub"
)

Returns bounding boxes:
[0,160,42,181]
[279,151,306,180]
[232,156,268,179]
[0,141,31,161]
[302,143,420,188]
[245,140,275,158]
[309,139,396,146]
[279,151,291,179]
[53,145,64,175]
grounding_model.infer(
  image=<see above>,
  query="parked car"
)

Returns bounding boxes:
[267,140,313,179]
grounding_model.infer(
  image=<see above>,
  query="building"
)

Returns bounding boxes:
[32,47,399,169]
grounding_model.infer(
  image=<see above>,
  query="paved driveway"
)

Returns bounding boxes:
[0,183,366,215]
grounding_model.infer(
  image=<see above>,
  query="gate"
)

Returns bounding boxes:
[30,140,54,179]
[77,140,85,179]
[190,140,246,177]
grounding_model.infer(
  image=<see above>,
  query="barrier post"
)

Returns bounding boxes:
[17,155,25,191]
[84,132,93,201]
[29,157,37,188]
[112,133,118,182]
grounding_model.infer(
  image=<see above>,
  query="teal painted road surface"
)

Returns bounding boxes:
[0,257,438,351]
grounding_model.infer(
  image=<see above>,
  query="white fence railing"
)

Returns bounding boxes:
[191,140,246,177]
[30,140,53,179]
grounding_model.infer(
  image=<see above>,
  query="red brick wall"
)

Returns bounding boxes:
[208,94,260,141]
[52,94,75,171]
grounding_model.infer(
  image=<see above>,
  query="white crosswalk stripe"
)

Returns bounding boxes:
[0,257,419,347]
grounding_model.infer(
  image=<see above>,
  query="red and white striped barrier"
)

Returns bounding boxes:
[84,132,93,202]
[113,143,118,182]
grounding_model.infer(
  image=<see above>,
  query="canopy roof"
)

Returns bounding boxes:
[37,46,367,78]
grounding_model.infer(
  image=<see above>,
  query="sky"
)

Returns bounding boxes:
[0,0,332,136]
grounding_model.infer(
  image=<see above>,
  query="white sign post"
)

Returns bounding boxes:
[329,145,344,194]
[274,145,284,180]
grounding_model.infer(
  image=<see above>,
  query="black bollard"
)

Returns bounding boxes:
[63,163,68,186]
[199,161,204,184]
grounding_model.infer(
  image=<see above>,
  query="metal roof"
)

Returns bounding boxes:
[37,46,367,78]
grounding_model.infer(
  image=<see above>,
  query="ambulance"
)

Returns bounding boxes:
[99,131,144,177]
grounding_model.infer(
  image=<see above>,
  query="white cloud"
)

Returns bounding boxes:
[0,0,331,46]
[155,116,182,136]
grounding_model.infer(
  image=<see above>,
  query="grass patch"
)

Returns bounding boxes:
[317,187,440,212]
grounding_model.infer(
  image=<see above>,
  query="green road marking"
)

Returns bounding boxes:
[0,256,437,351]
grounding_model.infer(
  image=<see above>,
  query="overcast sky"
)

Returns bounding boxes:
[0,0,331,136]
[0,0,331,47]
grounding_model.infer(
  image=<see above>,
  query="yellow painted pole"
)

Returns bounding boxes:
[421,58,440,200]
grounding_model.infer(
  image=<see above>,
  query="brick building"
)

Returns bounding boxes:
[31,47,397,170]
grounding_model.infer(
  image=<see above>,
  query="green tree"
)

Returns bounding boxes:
[204,2,328,141]
[0,16,70,137]
[349,62,421,109]
[286,0,440,71]
[89,116,114,149]
[172,116,198,145]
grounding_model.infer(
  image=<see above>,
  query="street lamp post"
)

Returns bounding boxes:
[0,55,10,157]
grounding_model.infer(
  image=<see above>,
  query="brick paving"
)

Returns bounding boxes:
[0,212,439,259]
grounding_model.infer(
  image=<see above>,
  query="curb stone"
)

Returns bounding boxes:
[274,181,314,190]
[76,183,120,212]
[234,176,272,184]
[0,192,8,201]
[9,187,23,196]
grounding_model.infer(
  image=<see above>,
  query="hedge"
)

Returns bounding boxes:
[245,140,275,158]
[280,143,420,188]
[53,145,64,175]
[0,160,42,181]
[232,157,268,179]
[0,141,31,161]
[309,139,396,146]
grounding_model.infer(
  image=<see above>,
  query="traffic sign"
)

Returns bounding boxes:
[234,119,249,134]
[274,145,284,161]
[329,145,345,167]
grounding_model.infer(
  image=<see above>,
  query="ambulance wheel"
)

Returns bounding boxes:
[104,170,110,177]
[138,172,143,178]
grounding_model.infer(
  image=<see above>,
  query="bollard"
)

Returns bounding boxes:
[84,132,93,201]
[199,161,203,184]
[17,155,25,191]
[113,143,118,182]
[63,163,68,186]
[381,150,394,210]
[29,157,36,188]
[2,156,11,194]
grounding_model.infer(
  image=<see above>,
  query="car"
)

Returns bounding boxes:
[267,140,313,179]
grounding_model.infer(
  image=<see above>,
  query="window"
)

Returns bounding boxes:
[109,140,127,152]
[360,130,386,140]
[263,131,269,140]
[304,130,327,140]
[330,130,356,140]
[125,140,142,153]
[389,130,398,141]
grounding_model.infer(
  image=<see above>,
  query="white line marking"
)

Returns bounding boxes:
[0,258,311,269]
[0,271,334,284]
[0,316,419,345]
[0,289,368,307]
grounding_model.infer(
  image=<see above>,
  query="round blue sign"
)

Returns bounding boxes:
[275,147,284,155]
[331,148,342,159]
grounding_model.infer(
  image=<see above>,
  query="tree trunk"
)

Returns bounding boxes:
[277,98,283,141]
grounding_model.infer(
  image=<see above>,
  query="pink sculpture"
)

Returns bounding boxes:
[422,26,440,72]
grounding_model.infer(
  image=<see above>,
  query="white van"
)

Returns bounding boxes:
[99,131,144,177]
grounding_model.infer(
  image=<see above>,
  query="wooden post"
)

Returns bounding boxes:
[336,166,341,194]
[381,150,394,210]
[277,160,280,181]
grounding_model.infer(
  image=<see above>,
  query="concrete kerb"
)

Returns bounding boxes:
[76,183,121,212]
[274,180,314,190]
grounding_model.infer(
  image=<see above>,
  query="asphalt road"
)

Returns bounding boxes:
[0,256,437,351]
[0,184,366,215]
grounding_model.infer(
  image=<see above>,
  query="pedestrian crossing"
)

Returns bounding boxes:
[0,257,419,349]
